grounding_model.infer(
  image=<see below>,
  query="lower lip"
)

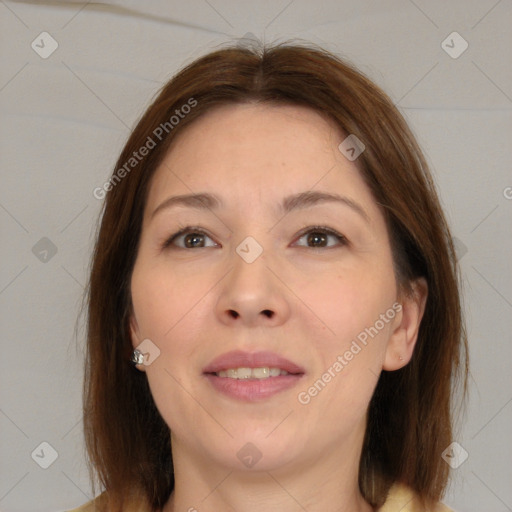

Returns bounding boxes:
[204,373,304,401]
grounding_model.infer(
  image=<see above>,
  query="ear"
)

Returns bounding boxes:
[383,277,428,371]
[129,313,146,373]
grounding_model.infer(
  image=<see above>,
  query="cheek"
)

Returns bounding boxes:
[130,259,216,404]
[303,266,396,346]
[131,260,204,341]
[296,277,394,431]
[302,268,396,408]
[131,264,205,432]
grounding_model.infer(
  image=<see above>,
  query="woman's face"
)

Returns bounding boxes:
[130,103,413,473]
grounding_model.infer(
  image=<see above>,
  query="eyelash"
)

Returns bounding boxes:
[161,225,348,251]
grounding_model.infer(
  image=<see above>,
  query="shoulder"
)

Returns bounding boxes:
[66,492,108,512]
[68,484,454,512]
[66,491,153,512]
[378,482,454,512]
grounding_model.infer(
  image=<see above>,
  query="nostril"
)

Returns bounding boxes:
[227,310,273,319]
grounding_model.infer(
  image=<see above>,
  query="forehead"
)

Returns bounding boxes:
[165,102,340,168]
[145,103,378,220]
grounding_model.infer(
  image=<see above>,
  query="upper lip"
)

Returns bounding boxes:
[203,350,305,375]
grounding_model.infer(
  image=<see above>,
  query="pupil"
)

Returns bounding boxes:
[309,232,326,247]
[185,234,203,248]
[183,232,328,248]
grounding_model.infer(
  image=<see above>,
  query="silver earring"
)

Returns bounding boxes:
[399,355,404,361]
[131,349,144,365]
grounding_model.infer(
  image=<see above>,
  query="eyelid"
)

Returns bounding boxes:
[162,226,216,249]
[293,225,348,248]
[162,225,348,250]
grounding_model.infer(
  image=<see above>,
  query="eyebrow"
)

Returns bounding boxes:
[150,190,370,223]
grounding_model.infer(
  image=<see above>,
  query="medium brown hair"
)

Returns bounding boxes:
[81,40,468,511]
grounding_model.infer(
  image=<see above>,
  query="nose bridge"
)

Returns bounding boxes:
[229,233,272,301]
[215,229,289,326]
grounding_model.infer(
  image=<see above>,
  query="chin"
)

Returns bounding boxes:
[209,434,304,473]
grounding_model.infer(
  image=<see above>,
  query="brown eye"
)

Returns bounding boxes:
[163,227,217,250]
[162,225,347,251]
[294,227,347,249]
[182,233,207,248]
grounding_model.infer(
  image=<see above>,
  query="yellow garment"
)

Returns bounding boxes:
[68,483,454,512]
[378,483,453,512]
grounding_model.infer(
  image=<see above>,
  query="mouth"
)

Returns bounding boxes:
[213,367,293,379]
[202,350,305,401]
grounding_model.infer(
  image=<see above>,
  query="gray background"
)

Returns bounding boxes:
[0,1,511,511]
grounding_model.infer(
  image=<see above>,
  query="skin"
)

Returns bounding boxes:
[129,103,428,512]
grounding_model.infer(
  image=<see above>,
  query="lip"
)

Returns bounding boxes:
[202,350,305,375]
[202,350,305,402]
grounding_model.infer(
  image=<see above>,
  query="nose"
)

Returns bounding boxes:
[215,241,291,328]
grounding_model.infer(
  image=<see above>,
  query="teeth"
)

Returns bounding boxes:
[215,367,290,379]
[252,367,269,378]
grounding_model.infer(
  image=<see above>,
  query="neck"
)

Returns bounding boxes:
[163,435,375,512]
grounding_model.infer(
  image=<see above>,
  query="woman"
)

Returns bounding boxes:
[71,41,468,512]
